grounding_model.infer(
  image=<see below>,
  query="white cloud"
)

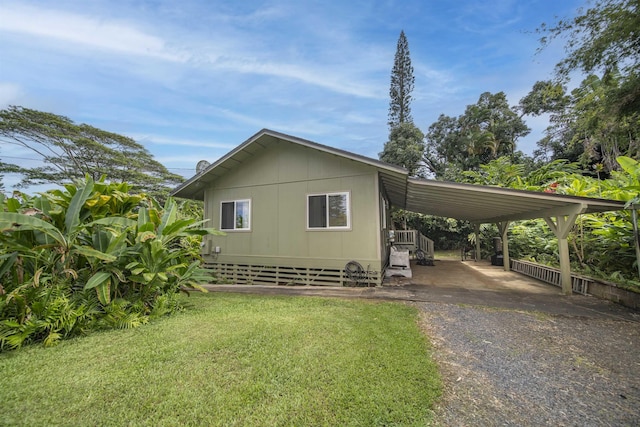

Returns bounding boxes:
[204,107,273,129]
[156,154,222,166]
[0,83,22,106]
[213,57,384,99]
[274,120,343,138]
[454,0,526,34]
[0,4,386,98]
[342,112,376,125]
[199,106,340,137]
[0,4,187,62]
[230,5,288,25]
[133,134,236,150]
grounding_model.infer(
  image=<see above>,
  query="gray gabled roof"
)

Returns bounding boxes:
[171,129,626,223]
[171,128,407,201]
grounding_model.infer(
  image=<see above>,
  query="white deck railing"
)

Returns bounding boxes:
[510,259,590,295]
[393,230,435,260]
[419,233,435,259]
[394,230,416,247]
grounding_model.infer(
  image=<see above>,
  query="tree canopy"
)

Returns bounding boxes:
[517,1,640,174]
[379,122,425,177]
[388,30,415,130]
[538,0,639,77]
[0,106,183,195]
[537,0,640,115]
[522,74,640,174]
[424,92,530,178]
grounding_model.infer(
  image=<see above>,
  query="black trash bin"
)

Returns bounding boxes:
[491,252,504,266]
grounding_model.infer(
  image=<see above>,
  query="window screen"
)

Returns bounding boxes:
[308,195,327,228]
[221,202,235,230]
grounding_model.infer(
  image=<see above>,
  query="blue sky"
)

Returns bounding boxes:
[0,0,585,191]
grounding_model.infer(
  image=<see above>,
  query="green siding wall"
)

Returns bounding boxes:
[202,140,383,271]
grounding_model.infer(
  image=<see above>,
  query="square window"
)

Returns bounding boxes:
[307,192,350,229]
[221,199,251,230]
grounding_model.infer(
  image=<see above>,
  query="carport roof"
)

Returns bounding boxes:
[171,129,626,223]
[400,178,625,223]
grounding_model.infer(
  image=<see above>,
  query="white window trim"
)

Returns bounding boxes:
[220,199,251,231]
[306,191,351,231]
[380,194,387,230]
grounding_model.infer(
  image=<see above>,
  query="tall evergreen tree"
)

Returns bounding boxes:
[388,30,414,130]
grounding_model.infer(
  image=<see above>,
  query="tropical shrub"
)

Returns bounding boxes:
[0,177,219,350]
[403,212,474,251]
[507,220,557,264]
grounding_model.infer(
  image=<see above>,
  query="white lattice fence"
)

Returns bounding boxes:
[510,259,590,295]
[206,263,381,287]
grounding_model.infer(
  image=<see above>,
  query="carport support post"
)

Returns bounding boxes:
[544,214,579,295]
[474,223,481,262]
[496,221,510,272]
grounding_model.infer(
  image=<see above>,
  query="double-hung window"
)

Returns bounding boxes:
[307,192,350,229]
[220,199,251,231]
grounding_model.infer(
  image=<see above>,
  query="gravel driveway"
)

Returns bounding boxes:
[418,302,640,426]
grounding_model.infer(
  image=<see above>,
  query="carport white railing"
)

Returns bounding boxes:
[394,230,416,249]
[419,233,435,260]
[510,259,590,295]
[393,230,435,260]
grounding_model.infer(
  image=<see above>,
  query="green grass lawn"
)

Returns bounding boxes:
[434,249,465,260]
[0,293,441,426]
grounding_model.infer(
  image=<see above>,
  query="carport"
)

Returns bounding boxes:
[379,176,627,295]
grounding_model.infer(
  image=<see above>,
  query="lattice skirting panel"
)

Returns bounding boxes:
[205,262,381,287]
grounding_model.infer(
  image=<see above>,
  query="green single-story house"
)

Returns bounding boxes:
[172,129,403,286]
[172,128,625,290]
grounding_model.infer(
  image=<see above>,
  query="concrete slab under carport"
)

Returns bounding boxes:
[395,258,559,294]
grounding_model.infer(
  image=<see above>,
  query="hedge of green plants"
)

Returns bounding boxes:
[0,177,219,351]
